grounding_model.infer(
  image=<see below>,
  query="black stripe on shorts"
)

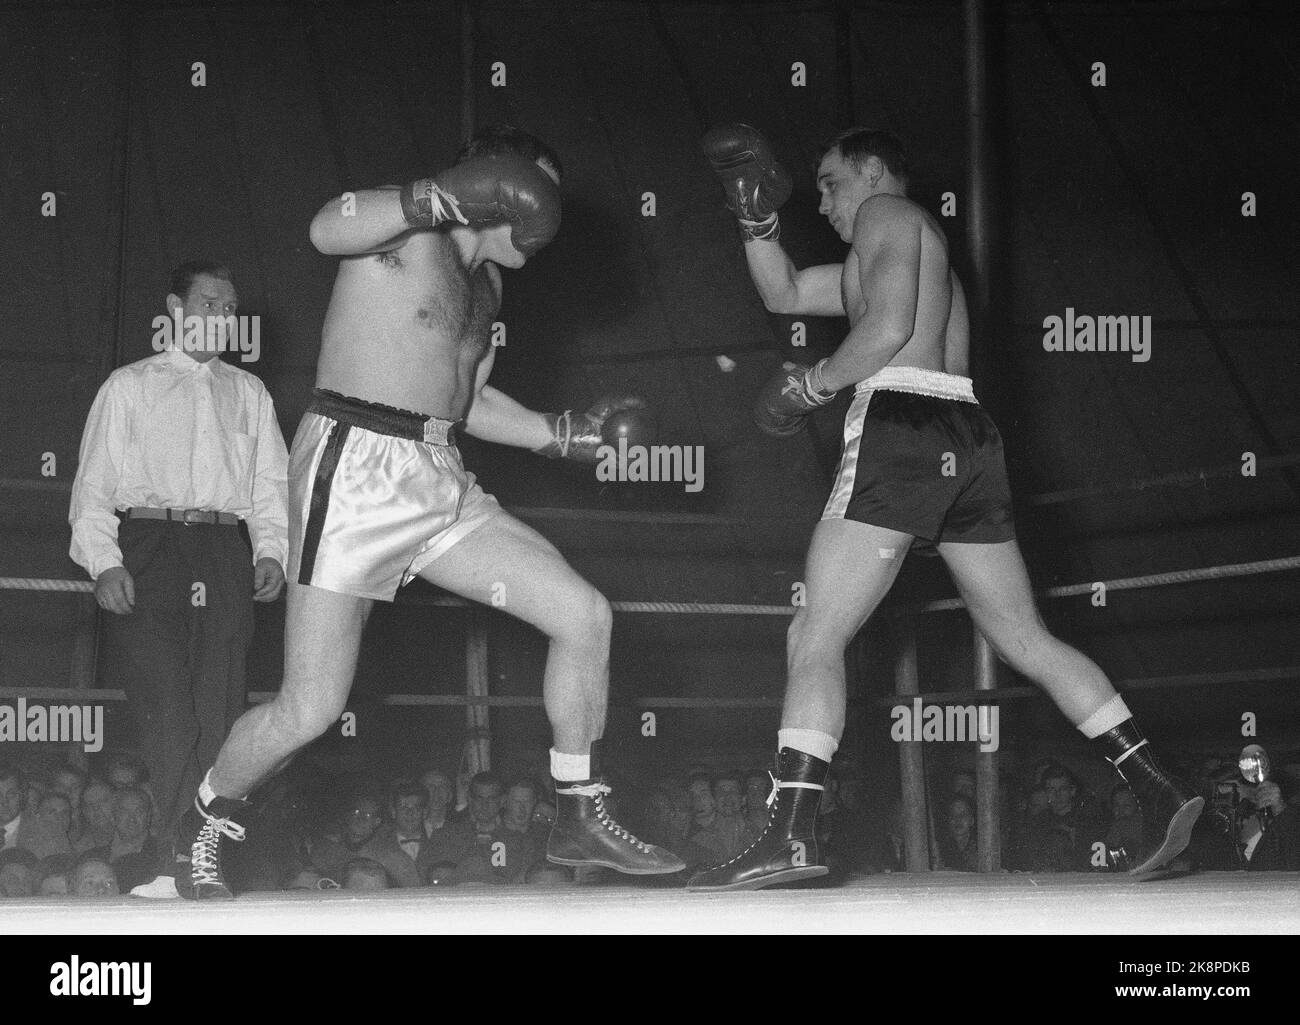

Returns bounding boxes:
[297,421,352,585]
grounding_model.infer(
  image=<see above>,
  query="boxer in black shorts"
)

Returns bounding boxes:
[688,125,1202,890]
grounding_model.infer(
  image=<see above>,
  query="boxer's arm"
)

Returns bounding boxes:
[461,346,552,450]
[744,244,846,317]
[818,200,921,391]
[308,186,413,256]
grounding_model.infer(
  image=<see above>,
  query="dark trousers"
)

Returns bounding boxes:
[100,519,255,839]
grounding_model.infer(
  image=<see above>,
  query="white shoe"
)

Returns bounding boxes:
[130,875,180,899]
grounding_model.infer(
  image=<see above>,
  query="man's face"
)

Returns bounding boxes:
[503,785,537,831]
[52,770,84,814]
[469,782,503,829]
[107,765,140,789]
[688,781,716,822]
[421,771,453,814]
[744,776,769,814]
[1044,776,1077,817]
[113,792,150,844]
[82,782,116,834]
[816,149,873,243]
[1,862,38,898]
[167,273,239,362]
[952,773,976,800]
[37,794,73,837]
[948,799,974,841]
[714,779,743,817]
[73,861,120,897]
[40,873,70,897]
[344,798,383,846]
[1111,788,1138,819]
[0,776,23,825]
[393,794,426,838]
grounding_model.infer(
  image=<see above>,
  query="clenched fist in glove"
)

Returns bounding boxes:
[534,396,656,464]
[701,123,792,242]
[753,360,837,437]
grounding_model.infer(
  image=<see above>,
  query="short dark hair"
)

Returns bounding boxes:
[389,779,427,806]
[1041,763,1076,788]
[713,770,743,789]
[820,128,909,189]
[343,857,391,886]
[506,777,538,799]
[455,124,563,182]
[469,771,504,794]
[169,260,232,302]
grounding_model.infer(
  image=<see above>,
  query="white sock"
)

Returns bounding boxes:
[1075,694,1132,739]
[777,728,838,763]
[198,770,218,806]
[550,748,591,782]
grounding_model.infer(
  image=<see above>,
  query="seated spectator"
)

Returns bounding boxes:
[0,848,43,897]
[951,770,976,801]
[495,777,548,881]
[48,765,88,848]
[639,787,712,872]
[1243,776,1300,871]
[419,769,455,836]
[425,772,508,877]
[19,791,75,859]
[688,773,748,863]
[40,870,72,896]
[105,754,149,790]
[1104,784,1143,856]
[71,855,120,897]
[342,857,391,891]
[1024,763,1108,872]
[108,786,159,891]
[0,763,24,851]
[937,794,978,872]
[309,788,422,888]
[76,778,117,853]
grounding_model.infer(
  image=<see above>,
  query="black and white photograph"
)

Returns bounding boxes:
[0,0,1296,1000]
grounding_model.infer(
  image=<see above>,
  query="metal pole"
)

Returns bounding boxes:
[961,0,994,370]
[893,612,930,871]
[973,629,1001,871]
[465,610,491,773]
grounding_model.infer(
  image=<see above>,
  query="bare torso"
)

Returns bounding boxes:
[316,232,501,418]
[841,198,970,377]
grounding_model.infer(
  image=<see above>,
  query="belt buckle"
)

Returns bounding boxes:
[180,507,205,526]
[423,419,449,445]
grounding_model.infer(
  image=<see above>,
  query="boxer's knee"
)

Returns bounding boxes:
[786,609,848,671]
[266,686,346,747]
[550,585,612,649]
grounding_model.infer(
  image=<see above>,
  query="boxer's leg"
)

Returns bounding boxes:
[416,511,684,874]
[178,582,371,899]
[690,519,912,892]
[939,539,1203,873]
[415,511,609,755]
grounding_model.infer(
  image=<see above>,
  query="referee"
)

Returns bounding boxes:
[69,260,289,853]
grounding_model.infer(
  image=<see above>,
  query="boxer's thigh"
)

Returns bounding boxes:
[278,581,373,720]
[414,510,606,638]
[795,518,914,643]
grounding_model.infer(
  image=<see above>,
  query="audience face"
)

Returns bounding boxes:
[81,781,115,837]
[107,762,143,789]
[392,792,426,839]
[1043,775,1077,817]
[744,774,769,815]
[420,771,453,816]
[947,797,975,847]
[51,768,86,819]
[1111,787,1138,819]
[41,873,71,896]
[468,781,504,829]
[714,779,743,817]
[72,860,119,897]
[952,772,976,800]
[503,784,537,831]
[344,797,384,847]
[0,774,23,826]
[688,780,715,823]
[532,800,557,825]
[113,789,151,846]
[838,777,862,810]
[1,862,39,898]
[36,794,73,839]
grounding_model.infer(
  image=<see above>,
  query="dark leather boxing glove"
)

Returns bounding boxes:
[401,153,562,256]
[534,396,655,464]
[701,123,792,242]
[753,360,837,437]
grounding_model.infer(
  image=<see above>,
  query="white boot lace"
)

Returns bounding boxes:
[190,806,246,886]
[556,781,652,853]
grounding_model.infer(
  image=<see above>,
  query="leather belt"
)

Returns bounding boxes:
[124,507,240,526]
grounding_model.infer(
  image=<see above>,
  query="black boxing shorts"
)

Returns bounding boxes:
[821,366,1016,544]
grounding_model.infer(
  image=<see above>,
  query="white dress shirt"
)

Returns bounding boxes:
[69,347,290,579]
